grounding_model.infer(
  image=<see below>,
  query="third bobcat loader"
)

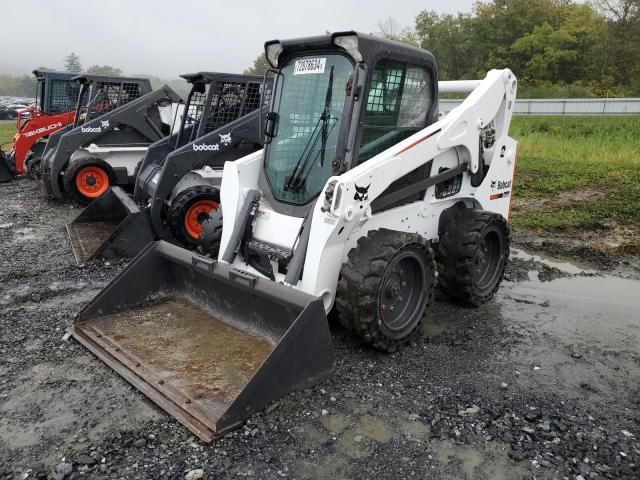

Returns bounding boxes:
[35,75,186,203]
[66,73,270,264]
[73,32,518,441]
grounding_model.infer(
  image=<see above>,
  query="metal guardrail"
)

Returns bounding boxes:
[439,98,640,115]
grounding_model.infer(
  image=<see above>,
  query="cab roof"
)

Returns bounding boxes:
[180,72,264,84]
[265,31,436,72]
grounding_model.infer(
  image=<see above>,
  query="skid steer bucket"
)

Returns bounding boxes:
[72,241,335,441]
[66,187,154,264]
[0,151,15,183]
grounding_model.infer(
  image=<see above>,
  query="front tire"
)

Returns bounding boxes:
[168,185,220,247]
[63,158,114,204]
[437,208,510,306]
[336,229,437,352]
[198,208,223,258]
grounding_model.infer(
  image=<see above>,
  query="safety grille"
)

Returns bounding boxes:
[181,88,208,145]
[85,81,146,121]
[47,79,81,114]
[202,80,270,135]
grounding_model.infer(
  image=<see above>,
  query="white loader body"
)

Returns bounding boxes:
[219,69,518,311]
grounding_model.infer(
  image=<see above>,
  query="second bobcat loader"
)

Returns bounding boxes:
[73,32,518,441]
[66,73,269,264]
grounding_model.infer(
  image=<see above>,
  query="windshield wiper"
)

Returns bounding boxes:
[320,66,334,167]
[285,66,335,192]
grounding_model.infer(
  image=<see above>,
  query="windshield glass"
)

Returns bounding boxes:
[264,54,353,205]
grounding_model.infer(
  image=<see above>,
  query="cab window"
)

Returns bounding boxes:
[357,60,434,163]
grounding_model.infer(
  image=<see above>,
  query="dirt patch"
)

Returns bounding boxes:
[513,226,640,275]
[511,185,607,216]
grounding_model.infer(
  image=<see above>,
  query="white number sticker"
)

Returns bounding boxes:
[294,58,326,75]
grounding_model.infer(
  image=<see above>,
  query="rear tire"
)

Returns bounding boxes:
[437,208,510,306]
[198,208,223,258]
[168,185,220,247]
[25,153,39,179]
[63,158,114,204]
[336,229,437,352]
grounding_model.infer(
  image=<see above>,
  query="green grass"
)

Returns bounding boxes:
[511,115,640,230]
[1,115,638,235]
[0,123,16,149]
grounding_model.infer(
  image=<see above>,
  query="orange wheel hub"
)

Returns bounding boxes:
[75,166,110,198]
[184,200,219,239]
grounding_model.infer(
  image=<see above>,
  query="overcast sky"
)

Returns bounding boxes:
[1,0,476,79]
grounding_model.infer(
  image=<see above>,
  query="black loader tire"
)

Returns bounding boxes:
[437,208,510,306]
[25,153,40,179]
[336,229,437,352]
[62,157,115,204]
[168,185,220,247]
[198,208,223,258]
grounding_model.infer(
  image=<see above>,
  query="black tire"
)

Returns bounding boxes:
[25,153,39,179]
[168,185,220,247]
[336,229,437,352]
[437,208,510,306]
[198,208,223,258]
[62,157,115,204]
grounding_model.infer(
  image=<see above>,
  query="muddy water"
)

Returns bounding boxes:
[79,297,274,415]
[67,221,120,263]
[501,273,640,403]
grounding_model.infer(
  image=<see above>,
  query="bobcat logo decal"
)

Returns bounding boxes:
[353,183,370,202]
[101,120,110,129]
[219,133,232,145]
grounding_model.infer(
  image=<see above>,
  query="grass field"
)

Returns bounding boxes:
[0,122,16,149]
[511,116,640,235]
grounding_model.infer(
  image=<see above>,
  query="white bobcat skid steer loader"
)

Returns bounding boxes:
[72,32,517,442]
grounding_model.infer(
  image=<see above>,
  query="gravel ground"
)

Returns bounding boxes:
[1,177,639,480]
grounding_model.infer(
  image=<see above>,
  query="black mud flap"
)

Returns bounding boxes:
[72,241,335,442]
[66,187,155,265]
[0,151,15,183]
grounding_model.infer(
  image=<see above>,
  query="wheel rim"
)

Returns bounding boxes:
[75,166,110,198]
[473,230,503,291]
[378,250,427,332]
[184,200,219,240]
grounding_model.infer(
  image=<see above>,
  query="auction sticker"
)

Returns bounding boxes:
[294,58,326,75]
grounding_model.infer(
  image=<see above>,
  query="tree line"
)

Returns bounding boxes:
[0,52,193,98]
[378,0,640,97]
[0,52,125,97]
[246,0,640,98]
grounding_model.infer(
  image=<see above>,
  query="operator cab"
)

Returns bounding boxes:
[70,74,152,128]
[33,70,80,116]
[259,31,439,216]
